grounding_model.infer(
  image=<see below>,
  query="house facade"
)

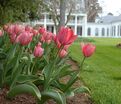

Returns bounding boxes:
[30,12,87,37]
[28,0,121,38]
[87,14,121,38]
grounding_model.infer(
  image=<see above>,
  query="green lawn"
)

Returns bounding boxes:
[70,38,121,104]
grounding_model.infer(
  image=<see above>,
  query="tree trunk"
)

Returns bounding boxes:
[58,0,66,31]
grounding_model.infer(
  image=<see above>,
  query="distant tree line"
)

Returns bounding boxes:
[0,0,42,26]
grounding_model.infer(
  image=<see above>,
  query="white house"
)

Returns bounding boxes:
[30,12,87,37]
[28,0,121,38]
[87,14,121,38]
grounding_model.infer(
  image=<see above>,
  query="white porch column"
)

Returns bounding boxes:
[115,25,118,37]
[99,28,102,37]
[54,26,56,34]
[74,15,77,35]
[83,14,87,37]
[44,14,47,29]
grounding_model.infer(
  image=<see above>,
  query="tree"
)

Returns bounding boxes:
[84,0,102,22]
[0,0,41,26]
[59,0,66,28]
[41,0,82,32]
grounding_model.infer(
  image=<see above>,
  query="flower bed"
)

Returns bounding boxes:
[0,24,95,104]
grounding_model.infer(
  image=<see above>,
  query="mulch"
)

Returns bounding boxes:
[0,59,93,104]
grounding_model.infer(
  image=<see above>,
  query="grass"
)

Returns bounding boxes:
[70,38,121,104]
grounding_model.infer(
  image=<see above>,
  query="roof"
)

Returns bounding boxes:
[97,14,121,23]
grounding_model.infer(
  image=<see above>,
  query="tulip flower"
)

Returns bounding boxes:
[40,31,53,44]
[39,27,46,34]
[7,24,15,35]
[10,33,17,43]
[56,27,77,47]
[14,24,25,35]
[0,29,3,37]
[34,43,44,57]
[25,25,33,32]
[32,29,39,36]
[6,24,25,35]
[81,43,96,57]
[16,31,33,46]
[59,49,68,58]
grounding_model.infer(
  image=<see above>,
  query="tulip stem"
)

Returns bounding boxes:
[79,56,86,71]
[31,58,37,74]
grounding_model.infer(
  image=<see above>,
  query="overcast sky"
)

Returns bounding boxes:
[98,0,121,16]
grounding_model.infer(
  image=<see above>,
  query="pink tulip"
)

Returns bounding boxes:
[6,24,24,35]
[17,31,33,46]
[40,31,53,44]
[39,27,46,34]
[56,27,77,46]
[81,43,96,57]
[7,24,15,35]
[10,33,17,43]
[25,25,33,32]
[0,29,3,37]
[34,43,44,57]
[14,24,25,35]
[59,49,68,58]
[32,29,39,36]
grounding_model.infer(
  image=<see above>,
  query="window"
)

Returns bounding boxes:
[87,28,91,36]
[77,16,83,23]
[47,26,54,33]
[102,28,105,36]
[77,26,82,36]
[113,26,116,36]
[111,26,113,36]
[107,28,109,36]
[95,28,99,36]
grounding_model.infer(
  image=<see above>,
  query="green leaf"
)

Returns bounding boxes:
[64,89,74,97]
[40,89,66,104]
[73,86,90,94]
[10,61,25,88]
[65,86,90,97]
[0,62,3,87]
[7,83,41,100]
[0,51,6,60]
[17,75,40,83]
[42,62,54,89]
[7,44,18,60]
[63,71,78,92]
[55,65,75,79]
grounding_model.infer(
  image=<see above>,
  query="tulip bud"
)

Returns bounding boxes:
[81,43,96,57]
[39,27,46,34]
[59,49,68,58]
[34,43,44,57]
[7,24,15,35]
[56,27,77,46]
[14,24,25,35]
[17,31,33,46]
[32,29,39,36]
[25,25,33,32]
[40,31,53,44]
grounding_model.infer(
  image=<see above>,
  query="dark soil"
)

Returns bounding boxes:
[0,59,93,104]
[116,43,121,48]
